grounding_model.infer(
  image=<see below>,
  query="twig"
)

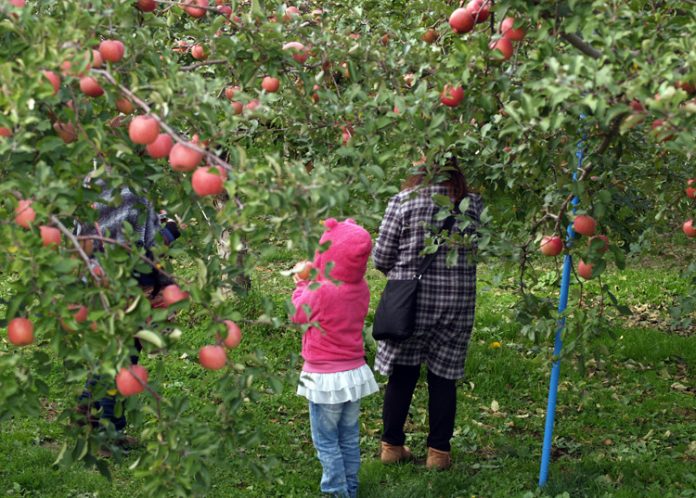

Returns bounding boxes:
[154,0,226,14]
[76,234,181,284]
[50,216,111,311]
[560,33,603,59]
[91,69,233,174]
[180,59,229,72]
[552,112,628,234]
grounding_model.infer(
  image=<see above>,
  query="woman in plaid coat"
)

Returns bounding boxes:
[373,165,483,470]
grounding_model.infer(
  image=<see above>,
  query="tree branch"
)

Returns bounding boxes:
[552,112,628,233]
[76,235,182,285]
[91,69,233,174]
[560,33,603,59]
[50,216,111,311]
[180,59,229,72]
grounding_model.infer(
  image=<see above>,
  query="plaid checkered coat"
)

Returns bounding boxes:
[373,185,483,380]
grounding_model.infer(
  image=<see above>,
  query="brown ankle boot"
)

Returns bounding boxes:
[380,441,414,464]
[426,447,451,470]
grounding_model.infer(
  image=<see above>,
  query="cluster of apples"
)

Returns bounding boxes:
[441,1,525,108]
[12,199,67,249]
[114,320,243,397]
[448,0,525,61]
[684,178,695,238]
[539,214,609,280]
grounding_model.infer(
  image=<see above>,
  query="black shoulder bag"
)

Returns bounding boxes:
[372,213,457,342]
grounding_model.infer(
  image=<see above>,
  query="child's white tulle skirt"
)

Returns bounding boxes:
[297,364,379,404]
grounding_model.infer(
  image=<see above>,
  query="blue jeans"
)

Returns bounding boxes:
[309,400,361,498]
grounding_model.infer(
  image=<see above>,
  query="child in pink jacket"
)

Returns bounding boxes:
[291,218,378,498]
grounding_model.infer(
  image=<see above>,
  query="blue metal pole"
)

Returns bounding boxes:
[538,126,585,487]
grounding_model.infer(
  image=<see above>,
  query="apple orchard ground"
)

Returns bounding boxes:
[1,243,695,497]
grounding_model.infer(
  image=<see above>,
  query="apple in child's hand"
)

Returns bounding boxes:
[162,284,189,306]
[221,320,242,349]
[116,365,149,396]
[199,345,227,370]
[293,261,313,280]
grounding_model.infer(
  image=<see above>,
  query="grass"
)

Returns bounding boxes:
[1,249,695,498]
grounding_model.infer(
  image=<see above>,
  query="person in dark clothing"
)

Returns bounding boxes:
[75,184,181,433]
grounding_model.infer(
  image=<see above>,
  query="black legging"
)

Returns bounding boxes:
[382,364,457,452]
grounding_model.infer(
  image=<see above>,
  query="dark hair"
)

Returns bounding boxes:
[402,156,469,204]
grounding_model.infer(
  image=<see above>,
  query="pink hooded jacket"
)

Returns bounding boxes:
[291,218,372,373]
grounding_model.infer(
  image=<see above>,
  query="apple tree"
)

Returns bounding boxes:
[0,0,694,495]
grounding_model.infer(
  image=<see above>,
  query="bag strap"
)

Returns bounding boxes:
[415,212,458,279]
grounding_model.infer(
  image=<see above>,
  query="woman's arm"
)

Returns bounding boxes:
[373,196,402,274]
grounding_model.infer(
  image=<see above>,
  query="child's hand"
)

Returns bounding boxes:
[292,261,313,283]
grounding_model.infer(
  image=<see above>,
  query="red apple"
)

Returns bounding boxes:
[245,99,260,112]
[577,260,594,280]
[79,77,104,97]
[137,0,156,11]
[0,127,12,137]
[231,101,243,114]
[676,80,696,94]
[540,236,563,256]
[449,8,475,34]
[129,115,160,145]
[99,40,125,63]
[684,220,696,238]
[222,320,242,349]
[53,121,77,143]
[421,28,438,44]
[191,44,207,60]
[70,304,89,323]
[500,17,524,41]
[629,99,645,113]
[466,0,490,23]
[311,84,320,103]
[341,125,353,145]
[294,261,313,279]
[588,235,609,253]
[282,42,309,63]
[146,133,173,158]
[686,179,695,199]
[42,70,60,95]
[169,142,204,171]
[489,37,513,60]
[440,84,464,107]
[192,165,227,196]
[651,119,674,141]
[10,0,26,7]
[199,345,227,370]
[573,215,596,236]
[162,284,189,306]
[224,86,241,100]
[183,0,209,17]
[115,97,135,114]
[15,199,35,228]
[283,5,300,21]
[262,76,280,93]
[7,317,33,346]
[116,365,149,397]
[40,225,61,247]
[217,4,232,17]
[90,49,104,69]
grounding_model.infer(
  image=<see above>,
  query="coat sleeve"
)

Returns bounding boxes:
[373,195,402,274]
[291,281,321,324]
